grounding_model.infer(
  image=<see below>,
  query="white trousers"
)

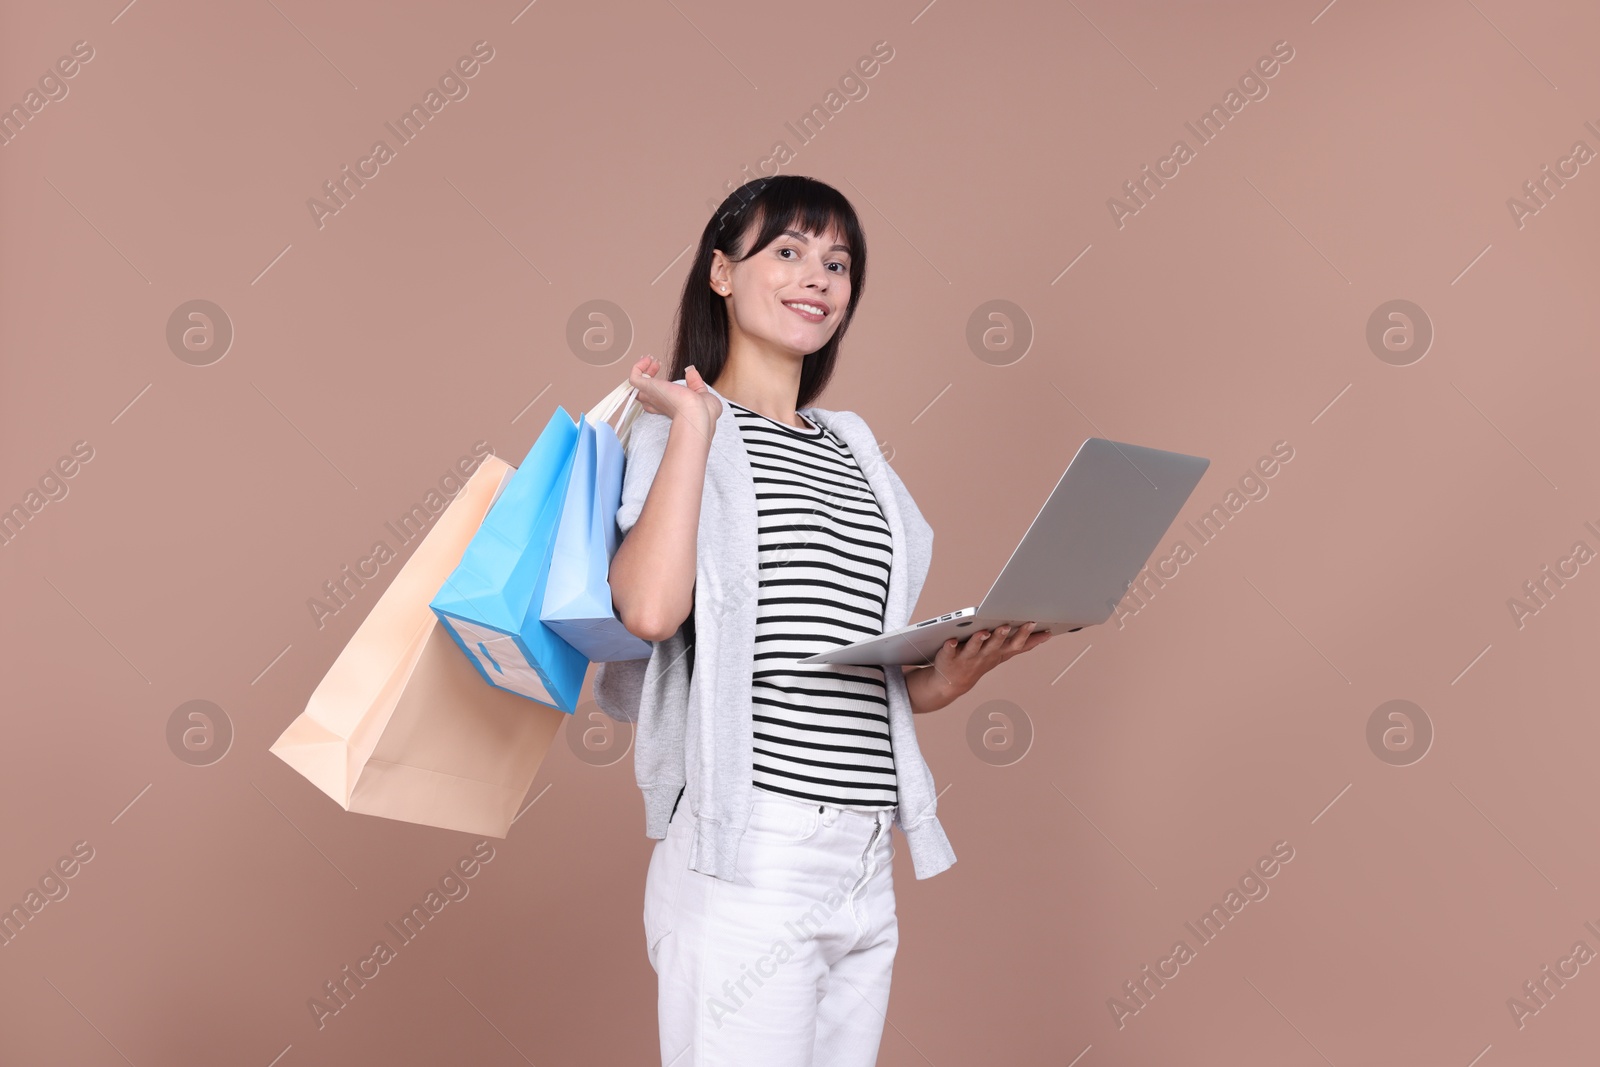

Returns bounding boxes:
[644,787,899,1066]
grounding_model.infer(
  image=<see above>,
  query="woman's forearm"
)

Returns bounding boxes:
[609,414,715,642]
[903,662,968,715]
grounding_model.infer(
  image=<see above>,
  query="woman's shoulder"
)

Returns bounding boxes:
[623,409,673,457]
[802,402,868,433]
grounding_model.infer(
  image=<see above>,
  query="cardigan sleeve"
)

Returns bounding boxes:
[615,411,672,536]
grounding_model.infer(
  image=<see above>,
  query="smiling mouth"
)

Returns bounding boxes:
[783,300,829,323]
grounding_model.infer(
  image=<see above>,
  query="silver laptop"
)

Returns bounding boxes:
[798,438,1210,666]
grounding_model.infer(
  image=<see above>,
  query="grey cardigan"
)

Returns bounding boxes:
[592,378,958,881]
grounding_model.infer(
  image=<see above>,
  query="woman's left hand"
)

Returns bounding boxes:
[926,621,1053,696]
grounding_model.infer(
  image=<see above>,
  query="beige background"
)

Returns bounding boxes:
[4,0,1599,1063]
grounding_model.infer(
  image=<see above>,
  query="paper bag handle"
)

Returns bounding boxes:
[586,377,644,450]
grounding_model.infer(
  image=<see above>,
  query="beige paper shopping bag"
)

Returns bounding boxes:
[270,454,567,838]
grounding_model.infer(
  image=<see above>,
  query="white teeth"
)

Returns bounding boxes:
[786,302,826,316]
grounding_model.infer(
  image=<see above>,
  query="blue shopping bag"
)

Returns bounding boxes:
[540,389,652,662]
[430,407,588,713]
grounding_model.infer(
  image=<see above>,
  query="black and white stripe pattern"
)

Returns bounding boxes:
[728,399,898,810]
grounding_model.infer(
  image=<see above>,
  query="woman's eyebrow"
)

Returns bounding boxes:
[781,228,851,255]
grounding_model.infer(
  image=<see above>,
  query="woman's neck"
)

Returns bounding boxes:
[712,350,807,428]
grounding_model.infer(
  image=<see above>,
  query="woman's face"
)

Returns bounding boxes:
[713,221,853,359]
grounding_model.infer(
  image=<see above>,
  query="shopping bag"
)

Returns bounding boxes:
[541,381,651,662]
[269,455,565,838]
[430,405,588,712]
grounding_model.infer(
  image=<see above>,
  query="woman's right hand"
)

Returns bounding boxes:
[628,356,721,432]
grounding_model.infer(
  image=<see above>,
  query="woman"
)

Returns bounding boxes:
[593,175,1052,1065]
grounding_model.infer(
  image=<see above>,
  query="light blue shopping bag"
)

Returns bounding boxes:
[430,407,588,713]
[540,387,652,662]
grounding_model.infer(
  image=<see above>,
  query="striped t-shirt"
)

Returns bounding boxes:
[727,399,898,811]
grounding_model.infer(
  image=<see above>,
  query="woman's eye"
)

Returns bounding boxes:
[776,247,847,272]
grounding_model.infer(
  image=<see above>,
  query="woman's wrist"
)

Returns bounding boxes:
[668,407,716,445]
[905,662,968,714]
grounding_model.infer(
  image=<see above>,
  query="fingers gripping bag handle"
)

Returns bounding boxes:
[587,377,642,452]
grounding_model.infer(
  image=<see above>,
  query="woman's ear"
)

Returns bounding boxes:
[709,249,732,295]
